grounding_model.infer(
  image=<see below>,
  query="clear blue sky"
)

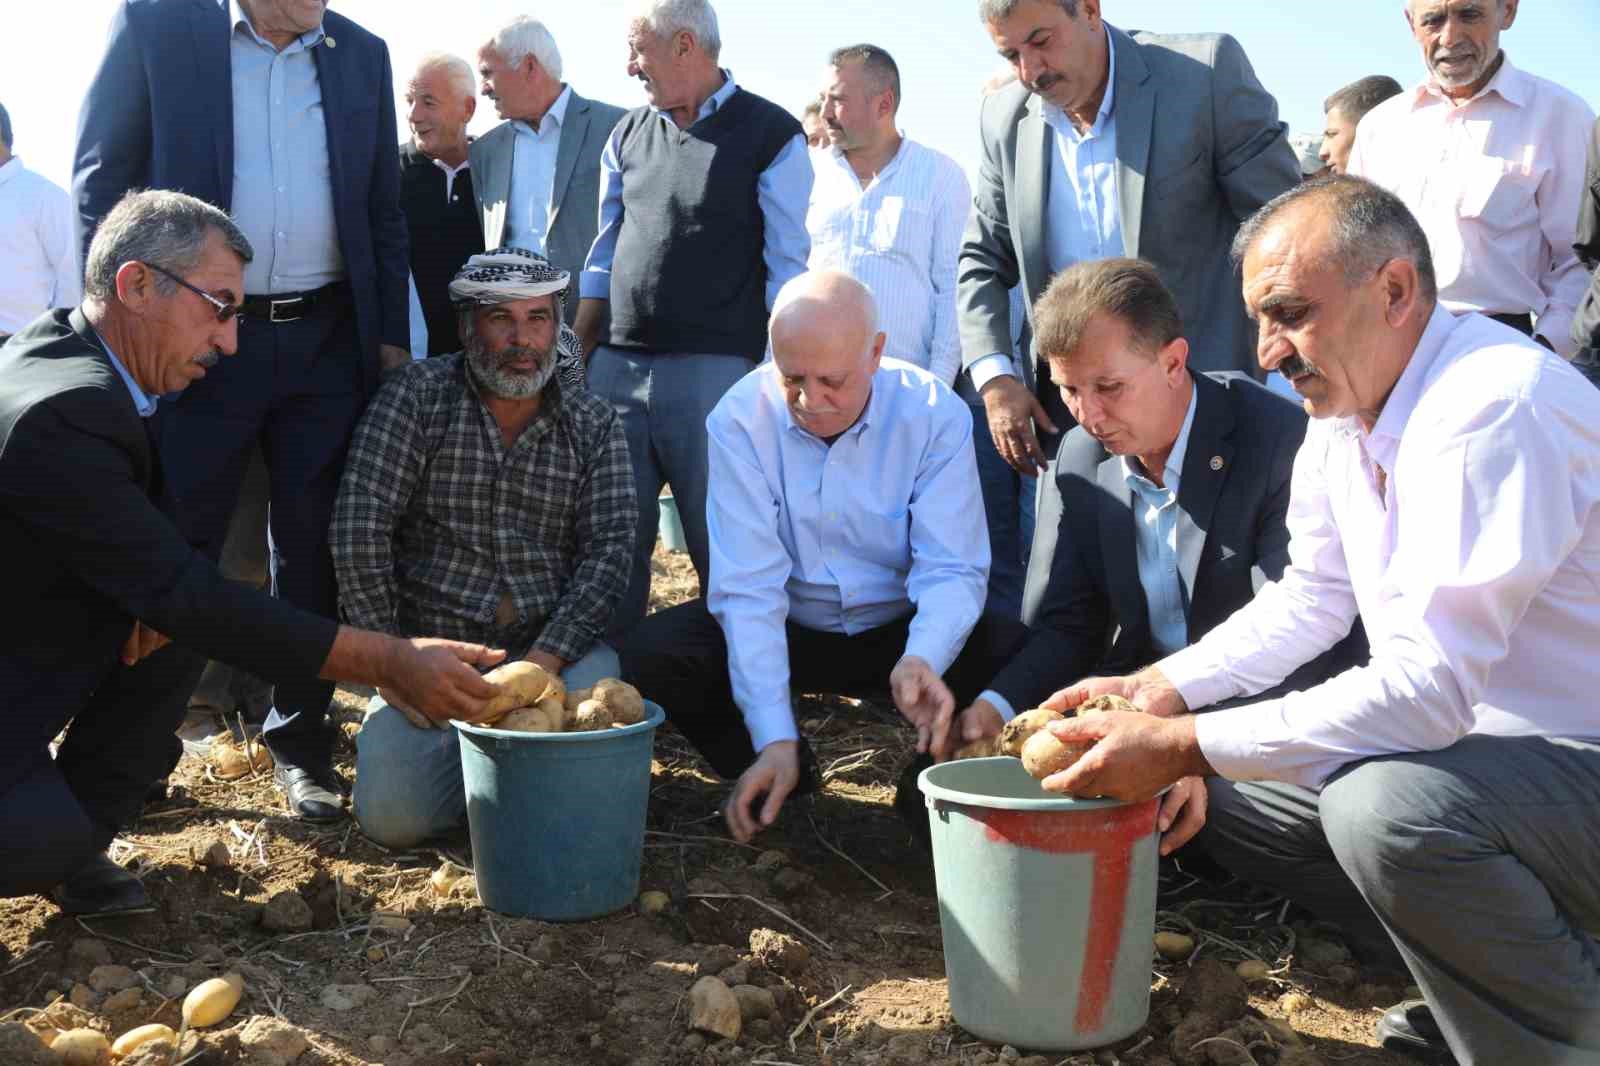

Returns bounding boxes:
[5,0,1597,194]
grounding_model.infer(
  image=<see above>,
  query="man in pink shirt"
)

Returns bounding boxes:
[1346,0,1594,358]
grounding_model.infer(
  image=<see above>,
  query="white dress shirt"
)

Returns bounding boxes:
[806,138,971,383]
[580,70,813,312]
[706,358,990,752]
[0,158,80,334]
[505,85,571,256]
[970,25,1122,391]
[1161,308,1600,789]
[1347,56,1595,359]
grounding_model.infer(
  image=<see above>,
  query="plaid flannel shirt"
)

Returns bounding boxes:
[331,337,636,663]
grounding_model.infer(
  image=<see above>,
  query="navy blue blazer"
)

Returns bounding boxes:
[72,0,409,387]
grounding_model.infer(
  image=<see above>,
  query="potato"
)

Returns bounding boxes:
[495,705,560,733]
[429,862,468,898]
[1078,693,1140,716]
[952,737,996,760]
[211,739,272,781]
[1020,728,1093,779]
[182,973,244,1028]
[1154,931,1196,962]
[995,708,1065,757]
[49,1029,109,1065]
[481,661,554,721]
[111,1023,177,1058]
[571,699,613,732]
[592,678,645,725]
[536,695,565,724]
[539,674,567,707]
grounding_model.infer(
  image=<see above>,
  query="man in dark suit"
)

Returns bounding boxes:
[73,0,412,820]
[0,189,503,912]
[471,16,624,327]
[938,259,1364,853]
[961,0,1299,480]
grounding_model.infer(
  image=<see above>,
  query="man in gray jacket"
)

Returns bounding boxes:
[960,0,1299,482]
[471,16,624,326]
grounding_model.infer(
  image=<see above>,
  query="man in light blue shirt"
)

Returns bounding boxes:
[622,272,1024,843]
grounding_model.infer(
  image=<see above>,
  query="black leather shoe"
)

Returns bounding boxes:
[52,854,148,915]
[1377,1000,1456,1062]
[275,765,347,822]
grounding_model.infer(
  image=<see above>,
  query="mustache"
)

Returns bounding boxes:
[195,350,221,368]
[1278,354,1317,380]
[1027,73,1062,94]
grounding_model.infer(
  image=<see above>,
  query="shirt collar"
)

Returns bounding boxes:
[1418,51,1527,109]
[518,84,573,135]
[1122,376,1196,491]
[228,0,325,52]
[429,154,471,179]
[1042,24,1117,136]
[0,157,20,186]
[1354,305,1458,464]
[91,327,158,418]
[827,136,911,183]
[653,69,739,124]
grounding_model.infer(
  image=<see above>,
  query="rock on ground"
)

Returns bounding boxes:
[748,928,810,975]
[261,890,315,933]
[238,1015,310,1065]
[687,976,741,1041]
[0,1022,55,1066]
[87,964,138,993]
[731,984,775,1021]
[66,939,113,971]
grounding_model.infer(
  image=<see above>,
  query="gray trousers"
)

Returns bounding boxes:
[586,347,754,636]
[1201,735,1600,1065]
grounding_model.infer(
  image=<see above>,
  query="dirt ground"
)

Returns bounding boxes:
[1,548,1417,1066]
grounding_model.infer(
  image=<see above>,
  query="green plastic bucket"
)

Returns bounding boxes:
[918,758,1160,1051]
[453,703,664,921]
[658,493,687,552]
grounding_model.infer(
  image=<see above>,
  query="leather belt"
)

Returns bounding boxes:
[239,282,350,324]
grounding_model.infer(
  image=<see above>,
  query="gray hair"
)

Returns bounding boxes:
[979,0,1078,22]
[631,0,722,62]
[488,16,562,82]
[84,189,252,302]
[1323,75,1404,122]
[829,44,902,113]
[414,52,476,99]
[1231,175,1437,305]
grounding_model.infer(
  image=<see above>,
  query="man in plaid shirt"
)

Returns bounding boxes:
[333,249,635,847]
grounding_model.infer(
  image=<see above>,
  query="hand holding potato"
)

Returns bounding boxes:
[937,698,1005,761]
[1036,711,1212,803]
[1041,667,1189,719]
[380,638,506,724]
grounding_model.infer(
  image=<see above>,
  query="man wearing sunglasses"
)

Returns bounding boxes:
[0,189,506,915]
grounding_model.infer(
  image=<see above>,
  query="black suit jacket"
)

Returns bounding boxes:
[72,0,409,385]
[991,371,1365,712]
[0,310,338,792]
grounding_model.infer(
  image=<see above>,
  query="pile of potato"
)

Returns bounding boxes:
[38,973,243,1063]
[954,694,1142,780]
[478,661,646,733]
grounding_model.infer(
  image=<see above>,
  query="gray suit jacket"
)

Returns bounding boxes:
[469,89,625,325]
[958,26,1300,386]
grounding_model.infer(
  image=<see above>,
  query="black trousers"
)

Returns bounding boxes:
[160,303,368,768]
[620,598,1027,780]
[0,644,195,895]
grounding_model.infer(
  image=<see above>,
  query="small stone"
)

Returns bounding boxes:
[748,928,810,976]
[1177,960,1248,1021]
[696,945,741,977]
[0,1021,55,1066]
[318,984,377,1012]
[771,868,813,899]
[1154,932,1196,962]
[687,976,741,1040]
[731,984,775,1021]
[752,850,789,872]
[718,961,751,987]
[365,947,385,964]
[102,987,143,1012]
[999,1046,1022,1061]
[638,890,670,915]
[199,841,231,868]
[682,1033,706,1052]
[1279,991,1314,1015]
[521,969,536,983]
[160,975,187,999]
[68,983,97,1009]
[67,940,113,971]
[1235,960,1272,983]
[260,891,314,933]
[88,964,138,993]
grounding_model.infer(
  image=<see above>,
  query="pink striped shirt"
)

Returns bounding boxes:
[1347,56,1595,359]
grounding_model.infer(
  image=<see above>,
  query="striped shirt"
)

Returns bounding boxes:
[331,331,635,663]
[806,138,970,384]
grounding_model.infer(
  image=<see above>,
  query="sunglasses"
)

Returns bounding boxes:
[143,262,241,323]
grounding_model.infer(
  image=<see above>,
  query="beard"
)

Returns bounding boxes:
[1429,44,1493,89]
[465,336,558,400]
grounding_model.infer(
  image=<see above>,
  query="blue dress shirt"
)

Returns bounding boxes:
[505,85,572,256]
[970,26,1123,391]
[580,70,813,313]
[706,359,989,751]
[227,0,345,295]
[980,380,1196,722]
[93,329,157,418]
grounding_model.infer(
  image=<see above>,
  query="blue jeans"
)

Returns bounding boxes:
[587,347,755,636]
[969,400,1038,621]
[351,644,620,848]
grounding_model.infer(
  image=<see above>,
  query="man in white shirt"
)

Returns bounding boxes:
[0,103,80,343]
[1034,177,1600,1065]
[806,45,970,385]
[1346,0,1594,357]
[622,271,1023,843]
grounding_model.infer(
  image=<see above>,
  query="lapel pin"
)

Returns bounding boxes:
[1210,456,1224,471]
[324,35,337,48]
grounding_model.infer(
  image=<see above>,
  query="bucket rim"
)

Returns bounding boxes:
[917,756,1142,811]
[452,701,665,742]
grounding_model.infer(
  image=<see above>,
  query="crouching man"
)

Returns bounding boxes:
[333,249,636,848]
[1039,177,1600,1065]
[623,271,1025,843]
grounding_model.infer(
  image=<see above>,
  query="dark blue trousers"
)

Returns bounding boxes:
[160,304,367,769]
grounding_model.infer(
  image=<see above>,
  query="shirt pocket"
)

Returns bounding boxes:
[1455,157,1538,227]
[868,196,931,260]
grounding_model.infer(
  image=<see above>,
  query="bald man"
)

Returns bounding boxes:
[622,272,1025,842]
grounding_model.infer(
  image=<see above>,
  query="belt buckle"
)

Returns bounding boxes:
[268,297,304,323]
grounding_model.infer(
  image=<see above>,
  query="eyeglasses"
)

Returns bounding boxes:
[143,262,241,323]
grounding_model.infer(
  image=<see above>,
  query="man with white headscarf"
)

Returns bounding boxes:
[332,248,636,847]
